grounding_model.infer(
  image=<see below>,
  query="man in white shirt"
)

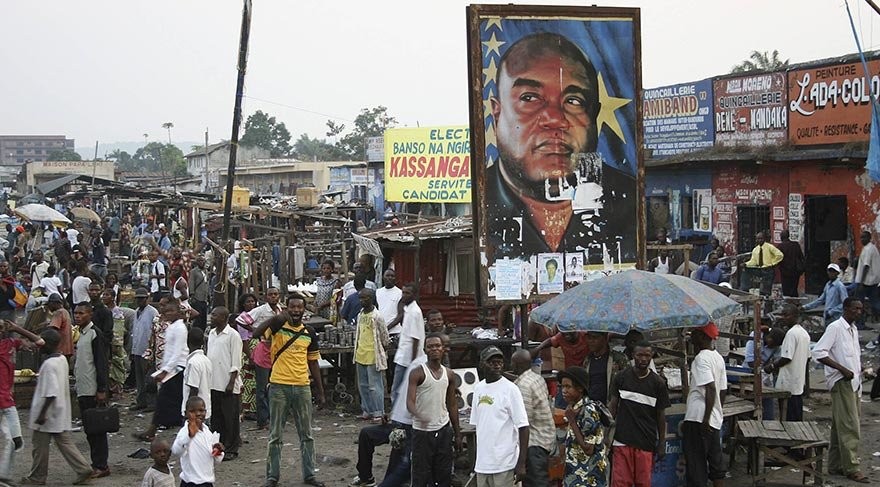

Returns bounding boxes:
[147,250,167,302]
[342,262,377,300]
[183,328,212,421]
[764,304,811,421]
[682,324,727,487]
[207,306,243,461]
[375,269,403,335]
[812,298,868,483]
[137,298,189,442]
[470,346,530,485]
[856,231,880,322]
[389,284,424,407]
[29,250,49,288]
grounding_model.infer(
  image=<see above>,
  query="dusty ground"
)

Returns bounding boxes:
[8,331,880,487]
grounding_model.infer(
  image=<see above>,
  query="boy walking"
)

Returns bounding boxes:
[609,340,670,487]
[22,328,94,485]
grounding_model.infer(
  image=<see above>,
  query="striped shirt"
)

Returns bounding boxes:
[610,367,670,452]
[513,369,555,451]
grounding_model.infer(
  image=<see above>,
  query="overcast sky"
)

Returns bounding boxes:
[3,0,880,150]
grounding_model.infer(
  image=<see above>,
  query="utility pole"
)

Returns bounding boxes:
[91,141,99,187]
[222,0,253,242]
[204,129,210,192]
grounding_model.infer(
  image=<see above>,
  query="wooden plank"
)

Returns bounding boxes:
[738,420,757,438]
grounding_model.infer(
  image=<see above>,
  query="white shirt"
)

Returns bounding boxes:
[171,422,223,484]
[342,280,377,299]
[776,324,811,396]
[183,350,213,419]
[30,261,49,288]
[684,349,727,430]
[66,228,79,246]
[390,355,428,425]
[469,377,530,474]
[207,326,243,394]
[249,302,282,326]
[40,276,62,296]
[393,301,425,367]
[376,286,403,334]
[149,261,166,293]
[813,316,862,391]
[29,355,72,433]
[856,242,880,286]
[71,275,91,304]
[160,319,189,374]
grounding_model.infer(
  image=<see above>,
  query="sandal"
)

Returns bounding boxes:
[303,478,326,487]
[847,472,871,483]
[132,432,155,442]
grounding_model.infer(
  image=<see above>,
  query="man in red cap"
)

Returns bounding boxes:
[682,323,727,487]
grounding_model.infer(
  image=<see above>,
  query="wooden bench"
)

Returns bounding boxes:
[737,420,828,486]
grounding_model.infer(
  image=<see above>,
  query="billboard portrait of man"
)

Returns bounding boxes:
[469,6,642,302]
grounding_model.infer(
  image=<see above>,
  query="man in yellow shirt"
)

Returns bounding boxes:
[253,294,327,487]
[743,231,784,299]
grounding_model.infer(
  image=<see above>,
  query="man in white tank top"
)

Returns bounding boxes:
[406,333,461,487]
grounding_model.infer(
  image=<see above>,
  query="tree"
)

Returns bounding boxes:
[162,122,174,143]
[108,149,135,171]
[240,110,292,157]
[293,133,349,161]
[132,142,187,176]
[47,148,82,161]
[731,50,789,73]
[327,106,397,160]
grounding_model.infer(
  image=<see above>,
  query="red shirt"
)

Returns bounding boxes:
[550,332,590,368]
[0,338,23,408]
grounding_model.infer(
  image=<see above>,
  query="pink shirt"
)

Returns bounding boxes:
[251,340,271,369]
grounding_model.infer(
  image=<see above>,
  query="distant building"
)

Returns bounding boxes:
[0,135,75,166]
[184,141,269,191]
[18,160,115,194]
[218,159,358,195]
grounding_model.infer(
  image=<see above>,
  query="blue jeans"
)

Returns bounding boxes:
[0,406,20,479]
[266,384,316,482]
[255,365,270,427]
[389,364,408,407]
[356,363,386,417]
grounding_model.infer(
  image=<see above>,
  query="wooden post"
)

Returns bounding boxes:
[680,329,689,397]
[753,296,764,420]
[520,303,528,349]
[279,236,288,293]
[413,236,421,289]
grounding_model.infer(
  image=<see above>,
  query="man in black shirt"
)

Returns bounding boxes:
[609,340,670,486]
[87,282,114,361]
[582,332,629,405]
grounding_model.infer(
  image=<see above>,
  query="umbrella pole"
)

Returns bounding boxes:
[680,330,689,398]
[753,296,763,421]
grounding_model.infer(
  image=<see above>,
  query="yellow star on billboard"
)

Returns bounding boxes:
[482,58,498,84]
[484,17,503,31]
[482,33,505,56]
[596,72,631,142]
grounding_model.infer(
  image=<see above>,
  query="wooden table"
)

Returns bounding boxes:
[731,383,792,401]
[737,420,828,486]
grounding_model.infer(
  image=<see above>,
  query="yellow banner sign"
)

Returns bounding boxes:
[384,126,472,202]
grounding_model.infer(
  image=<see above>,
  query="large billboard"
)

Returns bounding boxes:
[467,4,643,304]
[714,73,787,147]
[788,59,880,145]
[643,80,714,156]
[383,126,472,203]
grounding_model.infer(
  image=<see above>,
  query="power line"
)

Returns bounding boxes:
[242,94,355,123]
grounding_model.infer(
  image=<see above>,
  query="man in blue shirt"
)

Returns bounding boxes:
[694,252,725,285]
[804,263,849,323]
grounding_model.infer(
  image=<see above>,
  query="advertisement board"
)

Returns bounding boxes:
[467,4,643,304]
[788,59,880,145]
[643,80,714,156]
[383,126,471,203]
[365,136,384,162]
[714,73,787,146]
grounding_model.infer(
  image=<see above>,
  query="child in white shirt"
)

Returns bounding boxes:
[140,438,175,487]
[171,396,224,487]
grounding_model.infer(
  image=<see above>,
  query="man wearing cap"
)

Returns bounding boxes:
[742,231,783,297]
[813,298,869,482]
[130,287,159,411]
[470,346,530,486]
[682,324,727,487]
[46,293,73,358]
[803,263,848,324]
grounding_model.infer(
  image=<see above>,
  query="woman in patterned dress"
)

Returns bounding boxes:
[314,260,339,319]
[559,366,608,487]
[234,293,259,418]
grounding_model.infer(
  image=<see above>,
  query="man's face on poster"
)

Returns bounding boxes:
[492,47,599,199]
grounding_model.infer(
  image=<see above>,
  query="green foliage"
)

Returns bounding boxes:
[108,149,135,171]
[47,149,82,161]
[293,134,349,161]
[731,50,789,74]
[326,106,397,160]
[131,142,187,176]
[240,110,292,157]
